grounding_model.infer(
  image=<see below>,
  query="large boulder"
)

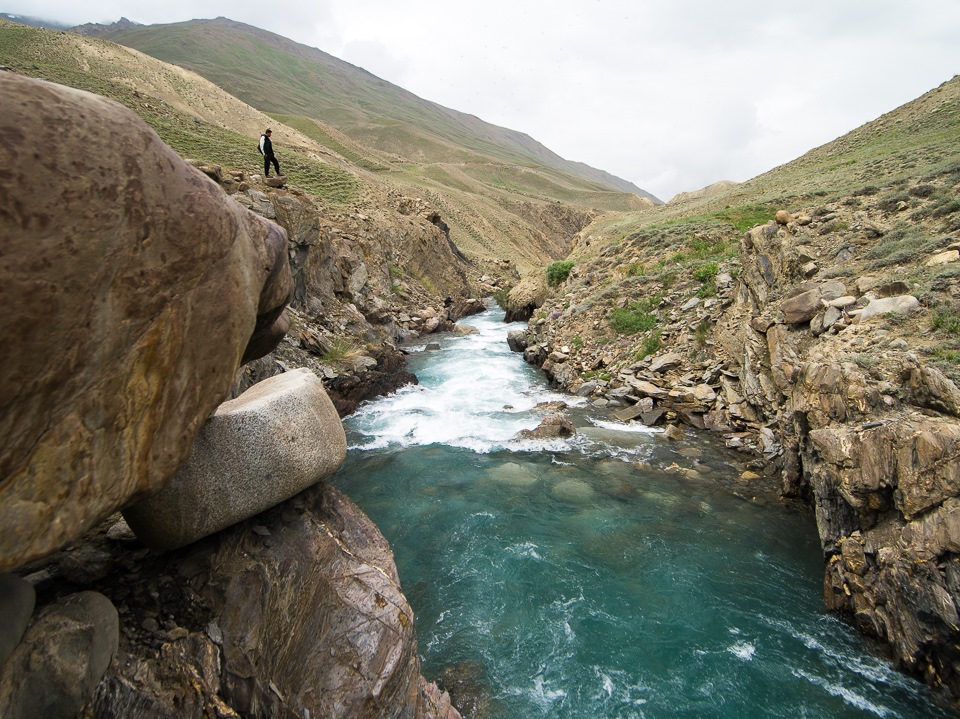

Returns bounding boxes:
[0,74,292,571]
[123,369,346,550]
[859,294,920,322]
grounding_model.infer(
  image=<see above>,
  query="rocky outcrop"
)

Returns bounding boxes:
[0,591,119,718]
[509,181,960,699]
[123,369,347,550]
[716,212,960,695]
[504,274,549,322]
[83,483,458,719]
[0,74,292,571]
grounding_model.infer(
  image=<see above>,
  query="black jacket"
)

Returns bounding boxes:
[259,134,274,157]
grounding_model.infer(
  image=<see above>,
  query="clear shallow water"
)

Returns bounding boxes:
[334,309,954,719]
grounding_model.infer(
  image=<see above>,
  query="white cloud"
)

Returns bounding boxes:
[4,0,959,200]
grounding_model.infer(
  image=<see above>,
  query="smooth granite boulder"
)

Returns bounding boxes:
[123,369,347,550]
[0,74,292,571]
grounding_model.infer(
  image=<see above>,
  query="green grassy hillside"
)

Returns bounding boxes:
[0,19,645,270]
[96,17,661,206]
[581,74,960,252]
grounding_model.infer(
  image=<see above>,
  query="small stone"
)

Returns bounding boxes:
[205,621,224,646]
[141,617,160,633]
[59,546,114,584]
[649,353,683,374]
[105,517,137,542]
[741,471,762,481]
[781,289,824,324]
[662,424,685,441]
[827,296,857,308]
[775,210,793,224]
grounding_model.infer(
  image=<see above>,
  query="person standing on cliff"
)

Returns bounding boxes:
[258,128,281,177]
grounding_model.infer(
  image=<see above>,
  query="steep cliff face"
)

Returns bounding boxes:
[715,194,960,694]
[508,163,960,699]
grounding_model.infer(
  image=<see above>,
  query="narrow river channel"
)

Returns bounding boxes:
[332,307,953,719]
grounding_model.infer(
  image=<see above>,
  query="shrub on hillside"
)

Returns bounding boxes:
[546,261,575,286]
[609,296,661,335]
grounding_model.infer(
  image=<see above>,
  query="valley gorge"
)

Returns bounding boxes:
[1,15,960,719]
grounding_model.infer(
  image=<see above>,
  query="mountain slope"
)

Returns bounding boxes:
[0,18,648,271]
[92,17,661,205]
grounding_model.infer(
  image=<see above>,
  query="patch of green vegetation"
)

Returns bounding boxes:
[931,305,960,335]
[635,329,662,360]
[625,262,646,277]
[697,280,718,299]
[321,337,362,366]
[926,337,960,384]
[930,267,960,292]
[491,287,511,309]
[693,263,719,283]
[546,260,575,286]
[851,353,879,370]
[694,319,711,347]
[865,224,941,267]
[716,204,778,232]
[609,296,661,335]
[582,369,612,382]
[570,336,584,350]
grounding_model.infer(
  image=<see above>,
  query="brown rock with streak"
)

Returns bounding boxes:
[0,74,292,571]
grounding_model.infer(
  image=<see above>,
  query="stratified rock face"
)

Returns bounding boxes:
[94,483,459,719]
[123,368,346,550]
[717,217,960,695]
[0,74,292,571]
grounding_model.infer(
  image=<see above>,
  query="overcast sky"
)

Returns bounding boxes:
[6,0,959,201]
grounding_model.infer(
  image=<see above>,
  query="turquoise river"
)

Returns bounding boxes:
[332,308,954,719]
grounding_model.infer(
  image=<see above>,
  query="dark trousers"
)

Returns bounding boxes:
[264,154,280,177]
